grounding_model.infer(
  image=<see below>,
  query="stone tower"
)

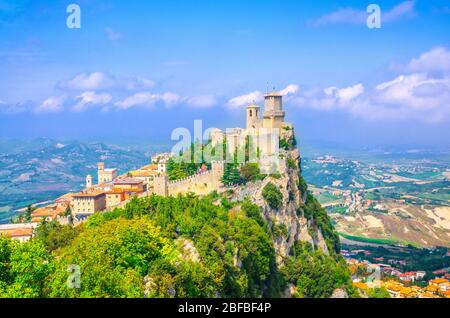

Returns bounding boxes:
[153,174,168,197]
[263,91,285,129]
[97,162,104,185]
[86,175,93,190]
[211,161,225,188]
[246,104,261,129]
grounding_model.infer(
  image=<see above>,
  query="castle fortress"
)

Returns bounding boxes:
[153,90,292,197]
[211,90,292,157]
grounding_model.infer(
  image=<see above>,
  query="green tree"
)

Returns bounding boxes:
[0,239,54,298]
[367,287,391,298]
[24,205,34,222]
[240,163,260,183]
[34,220,82,252]
[47,217,174,298]
[221,163,242,186]
[262,183,283,210]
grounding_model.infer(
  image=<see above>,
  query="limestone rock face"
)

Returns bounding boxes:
[176,238,200,263]
[230,145,329,265]
[330,288,348,298]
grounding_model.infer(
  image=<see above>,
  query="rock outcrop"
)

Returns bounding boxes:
[229,128,330,265]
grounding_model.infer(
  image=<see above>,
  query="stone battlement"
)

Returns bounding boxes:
[153,161,225,197]
[168,169,213,185]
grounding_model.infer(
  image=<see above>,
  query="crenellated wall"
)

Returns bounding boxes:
[153,161,225,197]
[168,170,216,196]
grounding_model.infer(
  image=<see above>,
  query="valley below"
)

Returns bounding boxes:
[302,147,450,248]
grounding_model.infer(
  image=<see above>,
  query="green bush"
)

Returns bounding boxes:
[287,158,296,170]
[239,163,260,183]
[262,183,283,210]
[281,242,358,298]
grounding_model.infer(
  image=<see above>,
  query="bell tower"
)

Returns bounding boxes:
[246,104,261,129]
[86,175,93,190]
[97,162,104,184]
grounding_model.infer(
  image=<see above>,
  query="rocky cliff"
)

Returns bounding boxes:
[228,127,336,264]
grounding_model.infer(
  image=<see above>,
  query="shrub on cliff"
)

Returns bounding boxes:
[262,182,283,210]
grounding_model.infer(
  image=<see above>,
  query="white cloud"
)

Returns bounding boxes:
[321,83,364,106]
[59,72,155,91]
[406,47,450,74]
[375,73,450,110]
[114,92,180,110]
[288,47,450,122]
[36,95,67,113]
[227,84,298,109]
[227,91,264,109]
[312,0,416,26]
[336,83,364,102]
[60,72,114,91]
[384,0,416,22]
[280,84,299,96]
[72,91,112,112]
[186,95,217,108]
[292,74,450,122]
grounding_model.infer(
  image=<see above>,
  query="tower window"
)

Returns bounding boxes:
[249,110,252,116]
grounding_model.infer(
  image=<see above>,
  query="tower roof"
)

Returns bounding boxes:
[265,91,282,97]
[246,104,260,108]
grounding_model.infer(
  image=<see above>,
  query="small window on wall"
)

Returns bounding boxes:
[249,110,252,116]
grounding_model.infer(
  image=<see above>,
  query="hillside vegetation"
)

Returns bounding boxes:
[0,191,356,298]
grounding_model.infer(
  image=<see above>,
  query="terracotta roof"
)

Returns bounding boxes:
[0,228,33,238]
[106,188,126,195]
[141,164,159,170]
[431,278,449,285]
[113,178,143,185]
[265,91,282,97]
[426,285,439,292]
[73,190,106,198]
[353,282,368,290]
[56,192,75,201]
[131,170,158,177]
[32,204,65,218]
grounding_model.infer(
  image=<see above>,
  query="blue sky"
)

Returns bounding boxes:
[0,0,449,147]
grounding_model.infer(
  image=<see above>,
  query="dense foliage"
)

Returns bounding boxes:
[239,163,261,183]
[262,182,283,210]
[302,193,341,255]
[281,242,357,298]
[0,194,283,298]
[221,163,243,186]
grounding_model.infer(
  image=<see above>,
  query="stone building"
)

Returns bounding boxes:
[72,190,106,219]
[97,162,117,184]
[211,90,290,158]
